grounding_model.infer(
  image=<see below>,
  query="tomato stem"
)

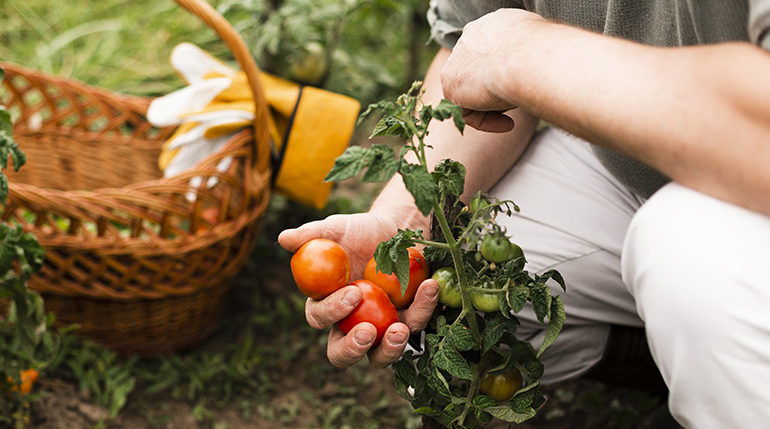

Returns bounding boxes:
[412,238,449,249]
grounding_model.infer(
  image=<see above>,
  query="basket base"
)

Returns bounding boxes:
[43,286,230,357]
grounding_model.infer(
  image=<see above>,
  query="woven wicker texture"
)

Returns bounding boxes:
[0,0,272,356]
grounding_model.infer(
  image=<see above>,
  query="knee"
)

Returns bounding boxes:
[621,183,734,332]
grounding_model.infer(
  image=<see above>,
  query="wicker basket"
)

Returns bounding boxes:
[0,0,272,356]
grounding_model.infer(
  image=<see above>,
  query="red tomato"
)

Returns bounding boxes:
[291,238,351,300]
[363,247,429,308]
[337,280,399,346]
[197,208,220,232]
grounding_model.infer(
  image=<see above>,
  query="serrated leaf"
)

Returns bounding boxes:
[433,99,466,134]
[537,294,566,357]
[531,285,551,324]
[432,159,465,199]
[482,315,518,354]
[373,230,418,293]
[427,367,452,397]
[507,284,529,313]
[400,162,436,216]
[433,348,473,380]
[448,323,475,352]
[324,146,372,182]
[538,269,567,291]
[361,144,399,182]
[483,405,536,424]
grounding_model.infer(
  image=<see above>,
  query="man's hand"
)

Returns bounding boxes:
[279,212,438,368]
[441,9,545,132]
[305,279,438,368]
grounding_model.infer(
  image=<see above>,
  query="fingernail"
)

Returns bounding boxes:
[354,330,375,346]
[425,284,439,300]
[342,288,361,307]
[388,331,407,346]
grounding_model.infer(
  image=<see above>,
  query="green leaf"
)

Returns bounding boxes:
[0,108,12,135]
[361,144,399,182]
[373,230,420,294]
[324,146,373,182]
[433,348,473,380]
[433,99,465,134]
[447,323,475,352]
[399,162,436,216]
[507,284,529,313]
[392,358,417,399]
[482,315,518,354]
[432,159,465,199]
[531,285,551,324]
[483,405,536,424]
[426,367,452,398]
[537,295,566,357]
[538,269,567,292]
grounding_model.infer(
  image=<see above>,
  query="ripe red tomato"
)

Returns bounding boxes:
[337,279,399,346]
[363,247,429,308]
[197,207,220,232]
[291,238,351,300]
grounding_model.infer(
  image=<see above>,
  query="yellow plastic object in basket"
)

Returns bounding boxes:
[150,42,360,209]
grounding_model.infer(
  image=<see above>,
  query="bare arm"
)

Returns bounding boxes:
[442,9,770,215]
[371,47,539,231]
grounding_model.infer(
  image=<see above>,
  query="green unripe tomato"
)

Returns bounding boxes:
[479,233,523,263]
[288,42,327,85]
[432,267,462,308]
[471,279,502,313]
[479,368,523,401]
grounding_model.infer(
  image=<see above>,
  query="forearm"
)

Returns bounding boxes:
[498,21,770,215]
[371,48,538,230]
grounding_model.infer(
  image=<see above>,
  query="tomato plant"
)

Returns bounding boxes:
[325,83,566,428]
[364,247,428,308]
[479,368,523,401]
[432,267,462,308]
[336,280,399,346]
[290,238,351,300]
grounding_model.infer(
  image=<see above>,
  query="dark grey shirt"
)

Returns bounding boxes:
[428,0,770,198]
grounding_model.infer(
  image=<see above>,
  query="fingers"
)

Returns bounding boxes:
[305,285,362,329]
[462,109,515,133]
[325,280,440,368]
[278,219,329,252]
[327,323,377,367]
[367,323,411,368]
[400,279,440,332]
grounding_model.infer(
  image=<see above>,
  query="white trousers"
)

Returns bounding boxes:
[489,127,770,428]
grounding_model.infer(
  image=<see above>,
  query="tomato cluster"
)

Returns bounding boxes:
[290,238,430,346]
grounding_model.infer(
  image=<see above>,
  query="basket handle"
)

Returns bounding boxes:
[172,0,271,175]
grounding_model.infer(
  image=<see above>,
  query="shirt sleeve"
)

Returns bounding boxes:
[749,0,770,49]
[427,0,523,49]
